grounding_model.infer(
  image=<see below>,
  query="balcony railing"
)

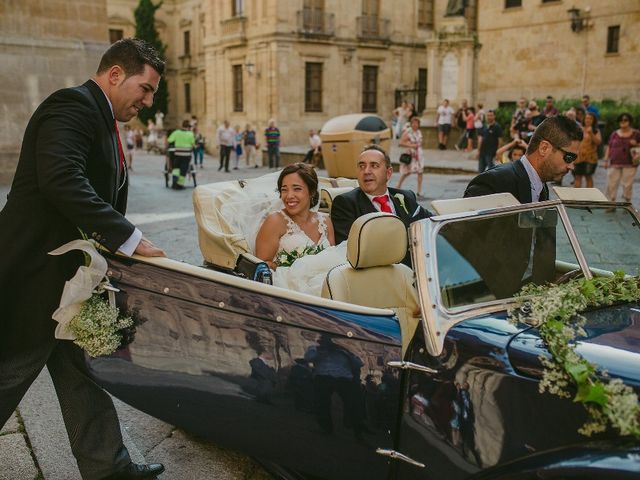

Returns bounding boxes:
[297,9,335,37]
[356,15,390,41]
[220,16,247,44]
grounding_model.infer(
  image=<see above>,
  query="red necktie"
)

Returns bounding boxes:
[113,120,125,172]
[373,195,392,213]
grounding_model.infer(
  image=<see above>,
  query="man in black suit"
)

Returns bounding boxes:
[462,115,583,295]
[331,144,432,266]
[0,39,166,479]
[464,115,583,203]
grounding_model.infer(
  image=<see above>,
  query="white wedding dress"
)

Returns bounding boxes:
[219,173,347,297]
[271,211,347,296]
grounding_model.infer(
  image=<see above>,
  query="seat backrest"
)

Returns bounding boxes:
[321,212,420,354]
[319,186,354,213]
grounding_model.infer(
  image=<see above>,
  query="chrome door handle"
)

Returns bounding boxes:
[375,448,425,468]
[387,360,438,375]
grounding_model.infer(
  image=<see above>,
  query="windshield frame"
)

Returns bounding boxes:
[411,199,640,357]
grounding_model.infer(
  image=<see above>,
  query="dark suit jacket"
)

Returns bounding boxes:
[461,159,555,297]
[463,159,549,203]
[330,187,432,266]
[0,80,135,350]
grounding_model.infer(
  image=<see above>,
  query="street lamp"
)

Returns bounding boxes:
[567,6,590,33]
[244,62,255,76]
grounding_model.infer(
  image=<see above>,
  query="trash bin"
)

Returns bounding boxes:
[319,114,392,178]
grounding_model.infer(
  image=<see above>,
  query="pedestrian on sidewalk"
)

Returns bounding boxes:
[265,119,281,169]
[233,124,243,170]
[465,106,476,152]
[604,112,640,203]
[168,120,195,189]
[0,38,166,480]
[396,117,426,199]
[193,127,205,168]
[436,99,454,150]
[475,110,503,172]
[304,129,322,165]
[216,120,235,172]
[454,99,469,151]
[573,111,601,188]
[243,123,260,168]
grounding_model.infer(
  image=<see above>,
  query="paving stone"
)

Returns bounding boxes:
[146,429,266,480]
[0,433,38,480]
[0,412,20,435]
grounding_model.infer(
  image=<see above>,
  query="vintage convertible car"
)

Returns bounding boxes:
[88,177,640,479]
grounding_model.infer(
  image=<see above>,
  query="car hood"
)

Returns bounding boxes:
[508,302,640,387]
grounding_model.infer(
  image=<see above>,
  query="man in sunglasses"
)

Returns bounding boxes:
[464,115,583,203]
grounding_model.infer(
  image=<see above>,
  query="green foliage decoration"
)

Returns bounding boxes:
[134,0,168,124]
[276,245,325,268]
[509,273,640,437]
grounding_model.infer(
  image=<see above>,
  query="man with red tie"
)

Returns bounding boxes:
[331,144,432,266]
[0,39,165,479]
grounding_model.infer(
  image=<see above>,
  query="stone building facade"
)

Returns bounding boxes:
[0,0,110,178]
[106,0,639,144]
[476,0,640,108]
[2,1,638,175]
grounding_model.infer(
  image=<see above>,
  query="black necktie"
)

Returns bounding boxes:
[539,184,549,201]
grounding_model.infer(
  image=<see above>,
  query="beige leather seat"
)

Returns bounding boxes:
[321,212,420,354]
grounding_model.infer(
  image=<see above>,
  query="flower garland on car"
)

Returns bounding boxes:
[276,244,325,268]
[509,272,640,437]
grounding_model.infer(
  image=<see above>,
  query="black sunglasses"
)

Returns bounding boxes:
[545,140,578,164]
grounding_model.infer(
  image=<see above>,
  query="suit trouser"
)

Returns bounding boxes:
[606,166,637,202]
[219,145,232,171]
[268,146,280,168]
[0,272,130,480]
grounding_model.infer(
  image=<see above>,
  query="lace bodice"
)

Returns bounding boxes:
[277,210,330,254]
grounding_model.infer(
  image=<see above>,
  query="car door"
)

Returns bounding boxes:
[88,253,404,480]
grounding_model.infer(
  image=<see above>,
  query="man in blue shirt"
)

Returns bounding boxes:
[582,94,600,119]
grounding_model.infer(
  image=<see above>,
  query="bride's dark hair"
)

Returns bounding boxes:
[277,163,319,207]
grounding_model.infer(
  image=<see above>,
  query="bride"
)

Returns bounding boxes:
[254,163,346,296]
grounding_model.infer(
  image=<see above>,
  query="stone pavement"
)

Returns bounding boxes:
[0,146,638,479]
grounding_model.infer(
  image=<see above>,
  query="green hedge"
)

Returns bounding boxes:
[494,99,640,144]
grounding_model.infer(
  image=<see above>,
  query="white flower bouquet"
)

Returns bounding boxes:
[276,244,325,268]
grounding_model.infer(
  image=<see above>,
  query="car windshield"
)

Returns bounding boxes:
[434,206,580,310]
[565,205,640,276]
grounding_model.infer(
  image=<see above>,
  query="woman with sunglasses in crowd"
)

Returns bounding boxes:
[604,113,640,203]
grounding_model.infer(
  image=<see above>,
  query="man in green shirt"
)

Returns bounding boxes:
[167,120,195,189]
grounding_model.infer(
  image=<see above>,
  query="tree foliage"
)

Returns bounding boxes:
[134,0,168,124]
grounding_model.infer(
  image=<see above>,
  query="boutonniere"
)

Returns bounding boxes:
[393,193,409,214]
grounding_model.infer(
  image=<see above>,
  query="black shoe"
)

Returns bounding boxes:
[218,166,223,171]
[225,169,230,172]
[103,462,165,479]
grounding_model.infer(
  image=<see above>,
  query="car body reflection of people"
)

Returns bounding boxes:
[304,335,365,438]
[247,347,277,404]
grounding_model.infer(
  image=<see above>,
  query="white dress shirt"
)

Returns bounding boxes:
[520,154,544,202]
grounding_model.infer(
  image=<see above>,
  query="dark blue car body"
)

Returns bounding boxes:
[88,199,640,479]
